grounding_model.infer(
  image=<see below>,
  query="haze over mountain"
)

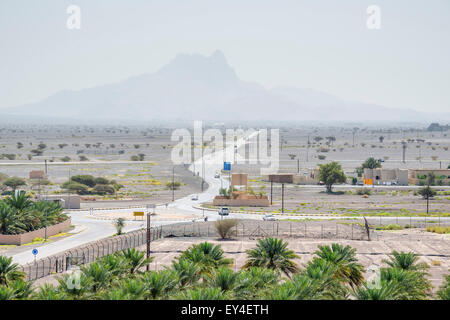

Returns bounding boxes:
[3,50,448,122]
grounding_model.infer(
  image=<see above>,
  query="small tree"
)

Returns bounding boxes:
[318,162,346,193]
[418,186,436,214]
[3,177,26,192]
[114,218,125,235]
[214,219,238,239]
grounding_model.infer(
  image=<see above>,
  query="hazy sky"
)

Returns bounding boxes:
[1,0,449,113]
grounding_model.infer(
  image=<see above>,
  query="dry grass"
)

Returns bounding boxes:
[214,219,238,239]
[426,226,450,234]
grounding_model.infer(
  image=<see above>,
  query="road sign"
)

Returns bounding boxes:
[32,248,38,256]
[223,162,231,171]
[133,211,144,217]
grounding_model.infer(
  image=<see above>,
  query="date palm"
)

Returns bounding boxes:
[303,258,348,299]
[119,248,153,274]
[243,238,299,277]
[437,274,450,300]
[141,270,179,299]
[353,281,401,300]
[4,192,32,212]
[0,203,26,235]
[270,275,323,300]
[206,267,239,292]
[170,259,201,287]
[178,242,233,275]
[32,284,67,300]
[234,267,280,299]
[313,243,364,288]
[0,255,26,286]
[382,251,429,272]
[174,287,232,300]
[114,218,125,235]
[379,267,431,300]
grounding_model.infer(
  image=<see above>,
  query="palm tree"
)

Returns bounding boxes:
[114,218,125,235]
[8,279,34,300]
[379,267,431,300]
[234,267,280,299]
[269,275,323,300]
[112,278,146,300]
[313,243,365,288]
[382,251,429,272]
[0,255,26,286]
[141,270,178,299]
[119,248,153,274]
[170,259,201,287]
[4,192,33,212]
[302,258,348,299]
[353,281,401,300]
[206,267,239,292]
[100,254,129,277]
[0,203,27,235]
[32,284,67,300]
[437,274,450,300]
[80,262,113,293]
[0,286,16,300]
[178,242,233,275]
[174,287,232,300]
[243,238,300,277]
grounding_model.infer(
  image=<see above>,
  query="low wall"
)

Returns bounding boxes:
[212,196,270,207]
[0,218,72,245]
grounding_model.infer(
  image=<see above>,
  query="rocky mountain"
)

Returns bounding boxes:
[2,50,447,122]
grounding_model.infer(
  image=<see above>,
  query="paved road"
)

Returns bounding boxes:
[8,131,450,264]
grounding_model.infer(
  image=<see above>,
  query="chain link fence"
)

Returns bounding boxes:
[20,217,448,281]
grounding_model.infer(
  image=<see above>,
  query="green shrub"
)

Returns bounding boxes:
[93,184,115,195]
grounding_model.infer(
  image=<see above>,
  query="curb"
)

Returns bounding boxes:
[193,205,340,217]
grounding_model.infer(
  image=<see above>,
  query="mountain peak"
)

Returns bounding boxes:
[157,50,238,87]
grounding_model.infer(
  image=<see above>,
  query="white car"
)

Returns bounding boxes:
[263,214,277,221]
[218,207,230,216]
[191,194,198,201]
[214,173,220,178]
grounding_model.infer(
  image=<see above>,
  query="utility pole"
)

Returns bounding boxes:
[297,158,299,173]
[146,213,151,271]
[67,169,71,210]
[44,159,48,176]
[281,183,285,214]
[270,179,273,205]
[172,166,175,202]
[44,210,48,241]
[402,141,407,164]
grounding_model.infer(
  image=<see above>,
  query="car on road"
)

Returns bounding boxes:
[191,194,198,201]
[218,207,229,216]
[214,173,220,178]
[263,214,277,221]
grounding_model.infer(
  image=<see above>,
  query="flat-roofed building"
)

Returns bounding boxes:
[409,169,450,185]
[363,168,408,186]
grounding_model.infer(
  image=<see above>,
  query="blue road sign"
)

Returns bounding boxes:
[32,249,38,256]
[223,162,231,171]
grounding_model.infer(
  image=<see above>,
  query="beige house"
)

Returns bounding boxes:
[37,194,81,209]
[363,168,408,186]
[213,173,269,207]
[262,169,320,185]
[409,169,450,185]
